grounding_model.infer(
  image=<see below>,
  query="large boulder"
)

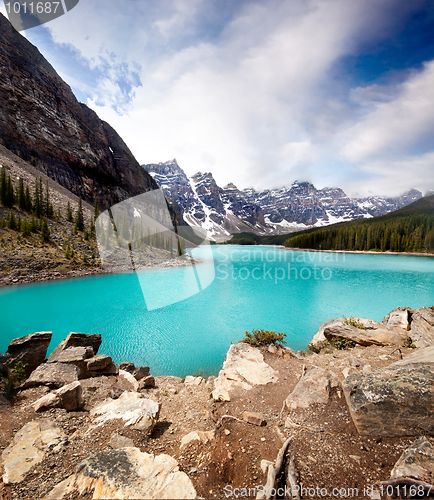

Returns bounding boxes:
[41,448,196,499]
[212,343,278,402]
[409,307,434,348]
[47,346,94,375]
[342,346,434,436]
[286,367,339,410]
[23,362,80,389]
[381,307,411,331]
[85,354,118,377]
[2,420,65,484]
[310,318,345,345]
[4,332,52,376]
[49,332,102,358]
[33,381,84,412]
[89,392,160,434]
[390,436,434,481]
[323,317,408,347]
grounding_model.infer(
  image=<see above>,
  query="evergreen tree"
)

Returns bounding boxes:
[33,178,42,218]
[21,218,30,238]
[30,215,38,233]
[39,218,50,243]
[18,177,25,210]
[66,201,73,222]
[75,197,84,232]
[0,166,6,205]
[7,211,17,230]
[94,199,100,221]
[5,175,14,208]
[25,185,32,212]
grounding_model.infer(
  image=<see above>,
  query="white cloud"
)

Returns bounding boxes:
[16,0,434,196]
[341,60,434,162]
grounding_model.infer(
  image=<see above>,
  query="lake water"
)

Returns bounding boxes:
[1,246,433,377]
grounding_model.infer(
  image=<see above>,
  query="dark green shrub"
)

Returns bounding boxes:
[242,329,286,347]
[328,336,356,350]
[343,317,364,329]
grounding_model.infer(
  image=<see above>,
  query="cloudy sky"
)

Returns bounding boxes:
[2,0,434,197]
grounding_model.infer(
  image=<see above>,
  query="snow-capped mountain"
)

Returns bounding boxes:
[143,160,422,242]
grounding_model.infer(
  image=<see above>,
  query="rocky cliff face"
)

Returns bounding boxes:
[0,13,157,210]
[145,160,422,241]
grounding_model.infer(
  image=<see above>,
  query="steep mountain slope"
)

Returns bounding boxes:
[145,159,422,242]
[0,13,157,210]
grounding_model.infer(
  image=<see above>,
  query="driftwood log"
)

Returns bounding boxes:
[256,436,300,499]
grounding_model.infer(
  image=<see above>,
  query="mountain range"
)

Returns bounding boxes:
[143,159,422,242]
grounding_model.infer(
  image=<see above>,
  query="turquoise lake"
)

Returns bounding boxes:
[1,246,433,377]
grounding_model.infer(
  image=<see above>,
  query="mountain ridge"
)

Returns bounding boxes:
[143,159,422,242]
[0,13,158,211]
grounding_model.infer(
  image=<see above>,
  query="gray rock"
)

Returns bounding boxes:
[90,392,160,434]
[47,346,94,376]
[86,354,112,371]
[243,411,266,426]
[133,366,150,380]
[85,355,118,377]
[180,430,215,450]
[110,433,135,449]
[324,318,408,347]
[138,375,155,390]
[118,361,135,373]
[184,376,204,386]
[24,362,80,389]
[41,448,196,499]
[342,346,434,436]
[391,436,434,480]
[33,392,62,412]
[49,332,102,358]
[409,307,434,348]
[212,343,278,402]
[4,332,52,377]
[118,369,139,391]
[381,307,411,331]
[286,367,339,410]
[2,420,65,484]
[56,381,84,411]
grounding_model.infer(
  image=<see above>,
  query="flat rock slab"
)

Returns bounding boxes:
[342,346,434,436]
[212,343,278,401]
[24,362,80,389]
[5,331,52,376]
[90,391,160,433]
[41,448,196,499]
[324,318,408,347]
[391,436,434,481]
[47,346,94,364]
[49,332,102,358]
[286,367,339,410]
[2,419,65,484]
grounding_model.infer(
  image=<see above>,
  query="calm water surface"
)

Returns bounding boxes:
[1,246,433,377]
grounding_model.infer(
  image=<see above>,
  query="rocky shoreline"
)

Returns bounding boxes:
[0,306,433,499]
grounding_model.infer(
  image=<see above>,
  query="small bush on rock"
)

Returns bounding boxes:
[242,329,286,347]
